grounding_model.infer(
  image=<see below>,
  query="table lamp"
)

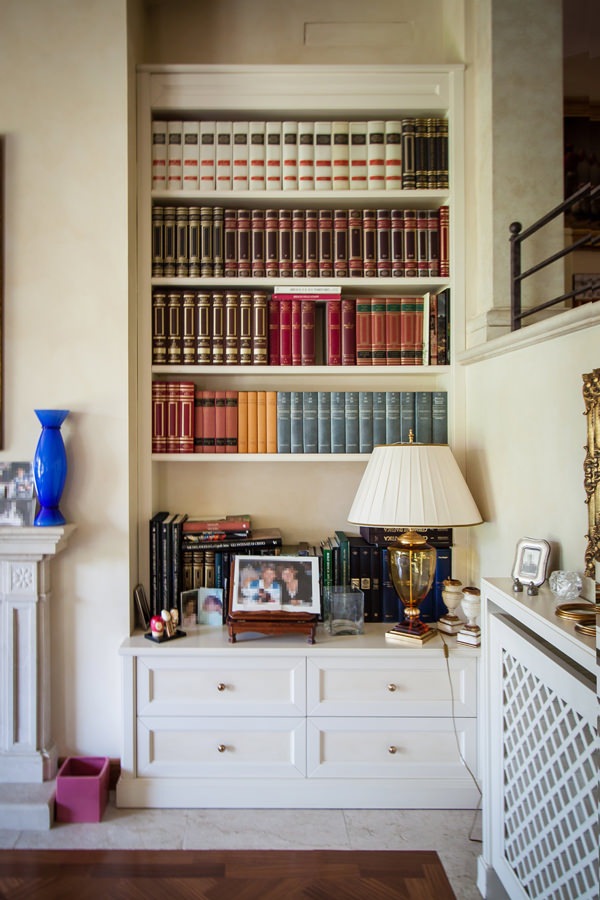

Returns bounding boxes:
[348,438,482,644]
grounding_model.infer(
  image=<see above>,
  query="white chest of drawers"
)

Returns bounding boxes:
[117,625,479,809]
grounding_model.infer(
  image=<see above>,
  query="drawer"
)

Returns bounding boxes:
[307,716,477,779]
[137,716,306,778]
[307,656,477,717]
[136,655,306,716]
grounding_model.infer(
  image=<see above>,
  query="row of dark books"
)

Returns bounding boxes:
[152,385,448,454]
[151,205,449,279]
[321,528,453,624]
[152,117,448,193]
[147,512,454,626]
[153,288,450,368]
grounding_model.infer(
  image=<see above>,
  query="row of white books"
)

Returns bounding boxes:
[152,118,448,193]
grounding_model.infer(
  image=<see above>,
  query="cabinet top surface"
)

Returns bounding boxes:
[120,622,478,659]
[481,577,596,669]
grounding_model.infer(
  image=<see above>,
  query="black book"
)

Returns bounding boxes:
[149,511,169,616]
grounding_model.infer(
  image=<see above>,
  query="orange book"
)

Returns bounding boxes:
[266,391,277,453]
[247,391,258,453]
[237,391,248,454]
[256,391,267,453]
[201,389,216,453]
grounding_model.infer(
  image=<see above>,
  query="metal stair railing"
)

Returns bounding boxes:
[510,182,600,330]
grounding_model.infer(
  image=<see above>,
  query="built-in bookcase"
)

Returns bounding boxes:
[135,65,466,590]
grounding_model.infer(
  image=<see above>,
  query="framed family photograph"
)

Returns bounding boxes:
[512,537,551,586]
[231,555,321,615]
[181,587,224,627]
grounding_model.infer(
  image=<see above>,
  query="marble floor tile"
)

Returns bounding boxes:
[182,808,350,851]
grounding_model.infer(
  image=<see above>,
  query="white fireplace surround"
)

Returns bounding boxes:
[0,525,75,785]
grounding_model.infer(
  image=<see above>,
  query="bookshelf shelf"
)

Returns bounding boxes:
[151,365,452,377]
[151,277,450,291]
[151,453,370,463]
[151,189,451,209]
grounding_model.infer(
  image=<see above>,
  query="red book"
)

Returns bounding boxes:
[301,298,316,365]
[194,387,203,453]
[371,297,387,364]
[278,209,292,278]
[362,208,377,278]
[223,208,237,278]
[427,210,439,277]
[385,297,402,365]
[400,296,424,365]
[265,208,279,277]
[305,208,318,278]
[166,382,179,453]
[178,381,195,453]
[318,209,333,278]
[403,209,417,278]
[334,209,348,278]
[225,390,238,452]
[201,389,216,452]
[183,514,250,533]
[292,209,305,278]
[279,297,293,365]
[348,209,363,277]
[439,206,449,277]
[416,210,429,278]
[326,298,342,366]
[341,297,356,365]
[251,209,265,278]
[152,381,168,453]
[291,299,302,366]
[391,209,405,277]
[236,209,251,278]
[268,296,280,365]
[376,209,391,278]
[356,297,373,365]
[214,390,227,451]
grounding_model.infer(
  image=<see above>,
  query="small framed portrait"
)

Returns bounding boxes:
[133,583,151,630]
[512,537,551,587]
[231,555,321,615]
[198,587,224,625]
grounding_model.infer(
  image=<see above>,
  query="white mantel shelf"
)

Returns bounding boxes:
[0,523,76,557]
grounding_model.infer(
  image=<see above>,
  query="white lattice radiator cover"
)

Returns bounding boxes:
[501,649,598,900]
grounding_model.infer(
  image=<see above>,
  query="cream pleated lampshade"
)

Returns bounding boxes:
[347,443,482,528]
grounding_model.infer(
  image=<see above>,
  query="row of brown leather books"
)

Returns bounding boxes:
[151,205,449,279]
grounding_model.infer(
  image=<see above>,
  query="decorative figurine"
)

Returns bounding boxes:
[526,581,538,596]
[512,577,523,593]
[150,615,165,640]
[438,578,464,635]
[161,608,175,637]
[457,586,481,646]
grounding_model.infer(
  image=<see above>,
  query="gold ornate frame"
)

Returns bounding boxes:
[582,368,600,577]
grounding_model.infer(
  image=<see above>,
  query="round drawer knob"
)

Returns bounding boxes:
[388,746,398,754]
[217,744,227,753]
[217,683,226,692]
[387,683,397,692]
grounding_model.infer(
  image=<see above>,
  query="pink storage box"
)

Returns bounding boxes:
[55,756,110,823]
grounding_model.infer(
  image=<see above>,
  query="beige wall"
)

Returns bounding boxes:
[0,0,131,755]
[1,0,591,759]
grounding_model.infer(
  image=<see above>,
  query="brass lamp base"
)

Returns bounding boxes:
[385,620,438,646]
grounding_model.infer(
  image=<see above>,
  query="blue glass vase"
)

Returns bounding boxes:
[33,409,69,526]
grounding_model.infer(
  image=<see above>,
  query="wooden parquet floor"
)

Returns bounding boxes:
[0,849,457,900]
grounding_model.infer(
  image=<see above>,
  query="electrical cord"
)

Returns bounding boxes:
[437,629,483,843]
